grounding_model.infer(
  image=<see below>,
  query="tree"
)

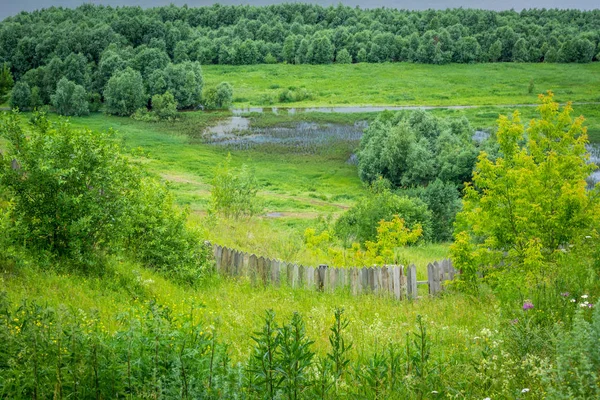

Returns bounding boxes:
[336,48,352,64]
[104,67,147,116]
[512,38,529,62]
[29,86,43,109]
[51,78,89,116]
[453,92,598,276]
[311,33,334,64]
[9,81,30,110]
[161,62,204,109]
[488,39,502,62]
[0,63,13,101]
[151,91,178,120]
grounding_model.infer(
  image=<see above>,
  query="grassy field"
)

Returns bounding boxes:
[204,62,600,107]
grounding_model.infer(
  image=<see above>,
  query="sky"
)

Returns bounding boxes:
[0,0,597,20]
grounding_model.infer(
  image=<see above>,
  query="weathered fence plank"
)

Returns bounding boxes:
[407,264,417,299]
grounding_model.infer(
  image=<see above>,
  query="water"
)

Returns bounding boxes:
[205,120,364,154]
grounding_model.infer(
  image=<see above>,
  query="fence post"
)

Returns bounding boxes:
[248,254,258,284]
[407,264,417,299]
[306,266,315,289]
[392,266,401,300]
[317,265,327,291]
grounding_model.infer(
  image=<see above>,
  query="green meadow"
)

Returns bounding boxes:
[204,62,600,107]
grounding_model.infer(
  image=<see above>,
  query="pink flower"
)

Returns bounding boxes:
[523,301,534,310]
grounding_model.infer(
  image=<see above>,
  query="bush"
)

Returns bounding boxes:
[209,154,261,219]
[278,87,315,103]
[0,111,210,277]
[88,92,102,112]
[104,67,147,116]
[401,179,461,242]
[51,77,89,116]
[151,91,178,120]
[9,81,30,110]
[203,82,233,110]
[0,111,137,262]
[335,179,432,244]
[125,179,211,284]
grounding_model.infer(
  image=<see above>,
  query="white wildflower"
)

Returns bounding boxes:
[522,388,530,393]
[582,295,589,299]
[571,299,577,303]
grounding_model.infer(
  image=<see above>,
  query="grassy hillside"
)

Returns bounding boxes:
[204,63,600,107]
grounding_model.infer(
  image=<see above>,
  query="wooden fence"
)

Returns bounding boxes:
[210,243,458,299]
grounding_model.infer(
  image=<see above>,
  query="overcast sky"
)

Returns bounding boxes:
[1,0,597,20]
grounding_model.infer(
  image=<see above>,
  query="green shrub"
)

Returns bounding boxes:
[0,111,210,278]
[209,154,261,219]
[335,179,432,244]
[151,91,178,120]
[9,81,31,110]
[125,179,211,284]
[203,82,233,110]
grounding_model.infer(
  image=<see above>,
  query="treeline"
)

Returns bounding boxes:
[1,4,599,72]
[1,5,599,115]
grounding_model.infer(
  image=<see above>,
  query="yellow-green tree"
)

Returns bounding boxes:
[452,92,599,284]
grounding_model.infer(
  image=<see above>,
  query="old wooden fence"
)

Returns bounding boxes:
[210,243,458,300]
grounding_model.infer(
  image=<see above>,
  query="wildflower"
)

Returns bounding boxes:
[589,303,594,308]
[484,398,491,400]
[523,301,534,310]
[561,292,570,297]
[431,391,439,394]
[570,299,576,303]
[579,303,588,308]
[510,318,519,324]
[585,235,592,239]
[582,294,589,299]
[522,388,530,393]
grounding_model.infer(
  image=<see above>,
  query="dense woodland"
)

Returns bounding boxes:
[0,4,600,114]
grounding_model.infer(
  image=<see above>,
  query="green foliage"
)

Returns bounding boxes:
[335,180,432,244]
[51,77,89,117]
[151,91,178,121]
[29,86,43,109]
[335,48,352,64]
[545,308,600,398]
[358,110,478,189]
[159,62,204,109]
[104,67,147,116]
[276,312,315,399]
[0,112,210,278]
[401,179,461,242]
[0,63,14,101]
[9,81,30,110]
[0,111,137,262]
[125,179,210,284]
[209,154,261,219]
[278,87,315,103]
[203,82,233,110]
[454,93,599,279]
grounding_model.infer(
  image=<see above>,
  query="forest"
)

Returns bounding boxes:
[1,5,599,116]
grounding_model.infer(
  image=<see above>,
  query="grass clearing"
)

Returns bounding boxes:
[204,62,600,107]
